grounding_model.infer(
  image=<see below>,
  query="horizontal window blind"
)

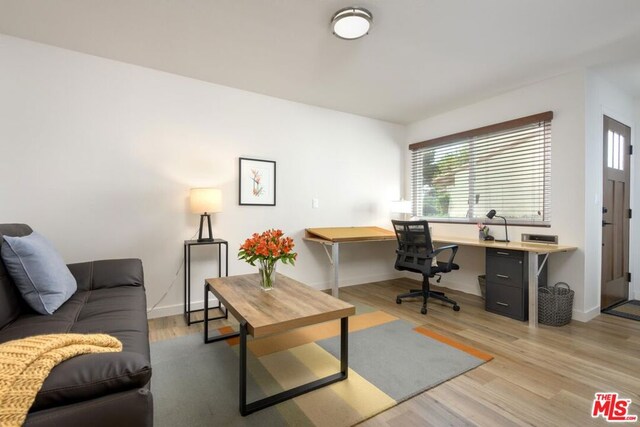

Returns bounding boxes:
[410,112,552,226]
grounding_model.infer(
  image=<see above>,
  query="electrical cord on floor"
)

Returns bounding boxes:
[147,230,199,314]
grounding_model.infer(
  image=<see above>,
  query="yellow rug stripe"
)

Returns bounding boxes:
[259,343,395,426]
[248,311,397,357]
[413,326,494,361]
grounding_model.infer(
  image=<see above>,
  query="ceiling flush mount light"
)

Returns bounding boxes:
[331,7,372,40]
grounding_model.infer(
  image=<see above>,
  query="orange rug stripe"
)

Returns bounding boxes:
[217,326,239,346]
[246,311,398,357]
[413,326,493,362]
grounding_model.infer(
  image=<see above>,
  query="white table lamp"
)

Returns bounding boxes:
[391,199,412,220]
[190,188,222,242]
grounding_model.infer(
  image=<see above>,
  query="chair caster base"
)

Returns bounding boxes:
[453,305,460,312]
[396,298,402,304]
[420,306,427,315]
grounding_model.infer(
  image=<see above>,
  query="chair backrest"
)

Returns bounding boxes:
[391,220,434,274]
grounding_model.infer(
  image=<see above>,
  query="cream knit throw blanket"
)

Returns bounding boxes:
[0,334,122,427]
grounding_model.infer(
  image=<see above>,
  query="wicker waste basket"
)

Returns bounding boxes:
[538,282,574,326]
[478,275,486,299]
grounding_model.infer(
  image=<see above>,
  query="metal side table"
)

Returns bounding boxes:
[184,239,228,325]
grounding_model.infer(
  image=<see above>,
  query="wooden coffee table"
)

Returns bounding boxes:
[204,273,355,416]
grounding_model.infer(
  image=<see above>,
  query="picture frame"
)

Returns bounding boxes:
[239,157,276,206]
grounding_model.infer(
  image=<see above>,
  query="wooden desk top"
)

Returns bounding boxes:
[206,273,355,338]
[304,226,396,243]
[303,226,575,253]
[432,235,577,254]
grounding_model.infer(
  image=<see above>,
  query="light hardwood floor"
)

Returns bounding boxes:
[148,278,640,426]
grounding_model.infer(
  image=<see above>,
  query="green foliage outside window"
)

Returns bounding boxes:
[420,148,469,217]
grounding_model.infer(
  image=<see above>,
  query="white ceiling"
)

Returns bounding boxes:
[1,0,640,124]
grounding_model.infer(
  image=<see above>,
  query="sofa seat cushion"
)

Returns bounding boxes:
[0,286,151,411]
[32,351,151,411]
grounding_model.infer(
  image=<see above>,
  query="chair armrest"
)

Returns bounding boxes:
[432,245,458,270]
[68,259,144,291]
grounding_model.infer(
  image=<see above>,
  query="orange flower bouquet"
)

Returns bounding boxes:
[238,229,297,290]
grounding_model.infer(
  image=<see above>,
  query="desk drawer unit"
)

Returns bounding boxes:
[485,248,548,321]
[486,252,524,288]
[485,282,524,320]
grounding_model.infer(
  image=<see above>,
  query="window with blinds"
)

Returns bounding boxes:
[409,112,552,226]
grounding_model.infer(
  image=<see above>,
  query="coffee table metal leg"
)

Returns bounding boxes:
[203,286,208,344]
[239,321,248,415]
[203,284,239,344]
[239,316,349,416]
[341,316,348,377]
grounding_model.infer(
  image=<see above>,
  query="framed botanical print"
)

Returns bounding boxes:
[238,157,276,206]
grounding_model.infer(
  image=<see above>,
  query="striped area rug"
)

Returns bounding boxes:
[151,309,492,426]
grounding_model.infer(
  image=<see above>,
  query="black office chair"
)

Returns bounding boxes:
[391,220,461,315]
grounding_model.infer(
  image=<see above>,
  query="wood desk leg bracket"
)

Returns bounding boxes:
[320,242,340,297]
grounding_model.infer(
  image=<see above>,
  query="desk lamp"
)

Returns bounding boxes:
[391,199,412,221]
[190,188,222,242]
[486,209,509,242]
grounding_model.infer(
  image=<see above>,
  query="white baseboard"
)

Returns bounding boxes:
[147,272,404,319]
[148,297,219,319]
[572,305,600,323]
[150,274,600,324]
[306,272,404,292]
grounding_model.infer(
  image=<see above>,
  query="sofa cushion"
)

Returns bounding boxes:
[0,224,32,329]
[1,232,77,314]
[0,285,151,411]
[24,387,153,427]
[32,351,151,411]
[69,259,144,292]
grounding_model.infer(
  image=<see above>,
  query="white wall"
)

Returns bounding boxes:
[405,72,589,318]
[635,98,640,300]
[584,71,636,312]
[0,35,405,318]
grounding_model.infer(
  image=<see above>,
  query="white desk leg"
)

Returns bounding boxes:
[332,243,340,297]
[528,252,538,328]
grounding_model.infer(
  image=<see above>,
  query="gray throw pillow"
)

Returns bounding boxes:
[1,231,77,314]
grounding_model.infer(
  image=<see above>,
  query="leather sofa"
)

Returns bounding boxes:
[0,224,153,426]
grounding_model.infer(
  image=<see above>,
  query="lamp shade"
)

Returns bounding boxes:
[190,188,222,214]
[390,199,412,214]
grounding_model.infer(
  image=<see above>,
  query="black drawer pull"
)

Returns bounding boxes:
[496,251,510,256]
[496,302,510,307]
[496,274,510,279]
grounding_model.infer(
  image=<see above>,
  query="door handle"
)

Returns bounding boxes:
[496,302,509,307]
[496,274,510,279]
[602,220,613,226]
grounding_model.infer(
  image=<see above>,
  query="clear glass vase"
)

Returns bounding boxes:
[258,260,276,291]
